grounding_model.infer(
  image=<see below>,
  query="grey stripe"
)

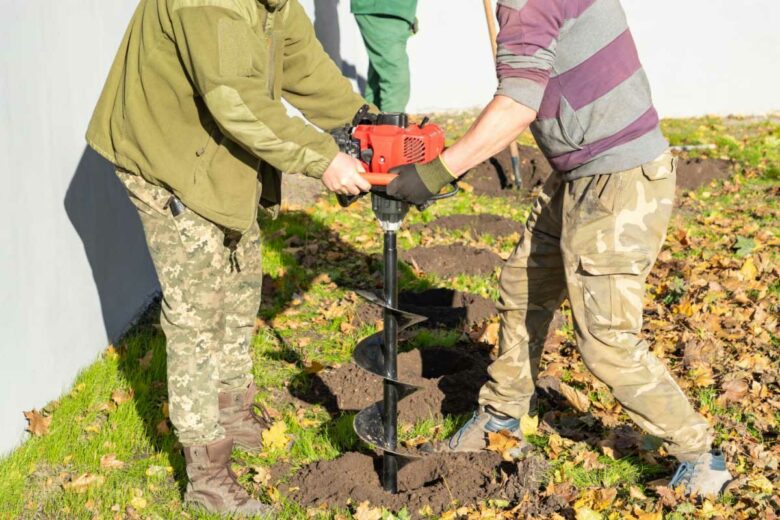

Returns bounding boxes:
[533,69,655,156]
[561,128,669,179]
[551,0,629,76]
[496,77,546,112]
[497,0,529,10]
[497,43,557,72]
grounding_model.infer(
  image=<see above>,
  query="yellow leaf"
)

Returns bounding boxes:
[520,414,539,437]
[479,322,501,347]
[748,475,774,494]
[575,507,603,520]
[629,486,647,500]
[740,257,758,280]
[560,382,591,412]
[262,421,291,452]
[636,512,662,520]
[130,496,147,510]
[353,501,382,520]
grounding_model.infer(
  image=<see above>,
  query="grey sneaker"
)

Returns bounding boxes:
[428,407,525,453]
[669,450,733,497]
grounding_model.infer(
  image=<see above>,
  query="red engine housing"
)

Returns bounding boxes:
[352,123,446,186]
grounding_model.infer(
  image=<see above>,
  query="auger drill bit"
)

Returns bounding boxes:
[352,194,427,493]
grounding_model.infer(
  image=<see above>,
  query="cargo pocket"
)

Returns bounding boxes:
[578,251,651,343]
[641,153,677,181]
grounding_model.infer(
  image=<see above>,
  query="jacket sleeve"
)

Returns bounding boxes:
[494,0,565,112]
[169,3,339,178]
[280,0,372,130]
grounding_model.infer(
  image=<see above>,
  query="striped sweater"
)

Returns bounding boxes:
[495,0,668,179]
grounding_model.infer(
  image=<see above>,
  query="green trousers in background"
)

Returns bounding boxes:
[354,14,413,113]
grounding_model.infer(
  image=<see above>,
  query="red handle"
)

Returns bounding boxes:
[361,172,398,186]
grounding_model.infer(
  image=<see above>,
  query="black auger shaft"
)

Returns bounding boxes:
[382,229,399,493]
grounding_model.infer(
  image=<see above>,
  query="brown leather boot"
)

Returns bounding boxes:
[183,437,273,516]
[218,382,270,452]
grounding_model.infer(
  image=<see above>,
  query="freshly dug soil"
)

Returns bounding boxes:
[675,156,733,191]
[411,214,522,238]
[286,451,557,517]
[465,146,553,196]
[402,244,502,277]
[353,288,497,330]
[298,346,491,422]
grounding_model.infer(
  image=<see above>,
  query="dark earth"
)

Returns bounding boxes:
[353,288,497,330]
[297,346,492,423]
[285,451,564,518]
[674,156,734,191]
[401,244,502,277]
[464,146,554,197]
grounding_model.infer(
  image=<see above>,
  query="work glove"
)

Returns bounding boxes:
[387,156,456,206]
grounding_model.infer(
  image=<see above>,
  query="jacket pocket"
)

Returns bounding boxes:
[558,96,585,151]
[577,251,651,343]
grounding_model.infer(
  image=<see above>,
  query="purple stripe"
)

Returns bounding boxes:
[547,107,660,171]
[496,64,550,85]
[537,29,641,119]
[496,0,596,55]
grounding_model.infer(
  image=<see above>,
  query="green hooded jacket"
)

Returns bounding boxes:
[87,0,367,232]
[350,0,418,25]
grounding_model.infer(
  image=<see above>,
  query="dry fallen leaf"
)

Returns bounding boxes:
[353,501,382,520]
[487,430,519,460]
[111,389,134,406]
[100,454,125,470]
[138,350,153,369]
[24,410,52,437]
[520,414,539,437]
[718,379,749,404]
[560,382,591,412]
[156,420,170,435]
[63,473,105,493]
[304,360,325,375]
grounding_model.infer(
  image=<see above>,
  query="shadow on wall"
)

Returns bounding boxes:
[63,147,160,343]
[313,0,367,94]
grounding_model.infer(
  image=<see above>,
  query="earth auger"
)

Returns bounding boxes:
[332,106,457,492]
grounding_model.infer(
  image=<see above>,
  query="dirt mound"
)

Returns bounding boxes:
[298,346,491,423]
[354,288,497,330]
[411,214,522,238]
[402,245,502,277]
[286,451,557,517]
[675,156,733,190]
[465,146,553,197]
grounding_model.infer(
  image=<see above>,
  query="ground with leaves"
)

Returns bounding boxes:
[1,115,778,520]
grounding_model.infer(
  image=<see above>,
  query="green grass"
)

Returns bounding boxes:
[1,115,778,519]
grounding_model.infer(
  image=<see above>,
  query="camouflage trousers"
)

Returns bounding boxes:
[117,171,262,446]
[478,152,713,460]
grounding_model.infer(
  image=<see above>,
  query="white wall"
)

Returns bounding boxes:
[302,0,780,117]
[0,1,159,454]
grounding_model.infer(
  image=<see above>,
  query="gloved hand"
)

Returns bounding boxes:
[387,156,456,206]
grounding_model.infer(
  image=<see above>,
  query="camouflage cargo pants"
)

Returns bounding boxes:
[478,152,713,460]
[117,171,262,446]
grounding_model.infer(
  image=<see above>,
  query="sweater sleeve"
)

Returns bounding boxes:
[494,0,566,112]
[169,3,339,179]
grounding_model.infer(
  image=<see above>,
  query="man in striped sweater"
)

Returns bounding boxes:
[388,0,732,497]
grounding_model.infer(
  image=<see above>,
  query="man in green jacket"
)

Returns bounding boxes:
[351,0,418,112]
[87,0,372,514]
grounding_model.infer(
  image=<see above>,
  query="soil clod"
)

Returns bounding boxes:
[675,156,733,191]
[402,244,502,277]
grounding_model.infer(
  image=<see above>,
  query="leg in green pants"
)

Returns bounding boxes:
[354,14,413,113]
